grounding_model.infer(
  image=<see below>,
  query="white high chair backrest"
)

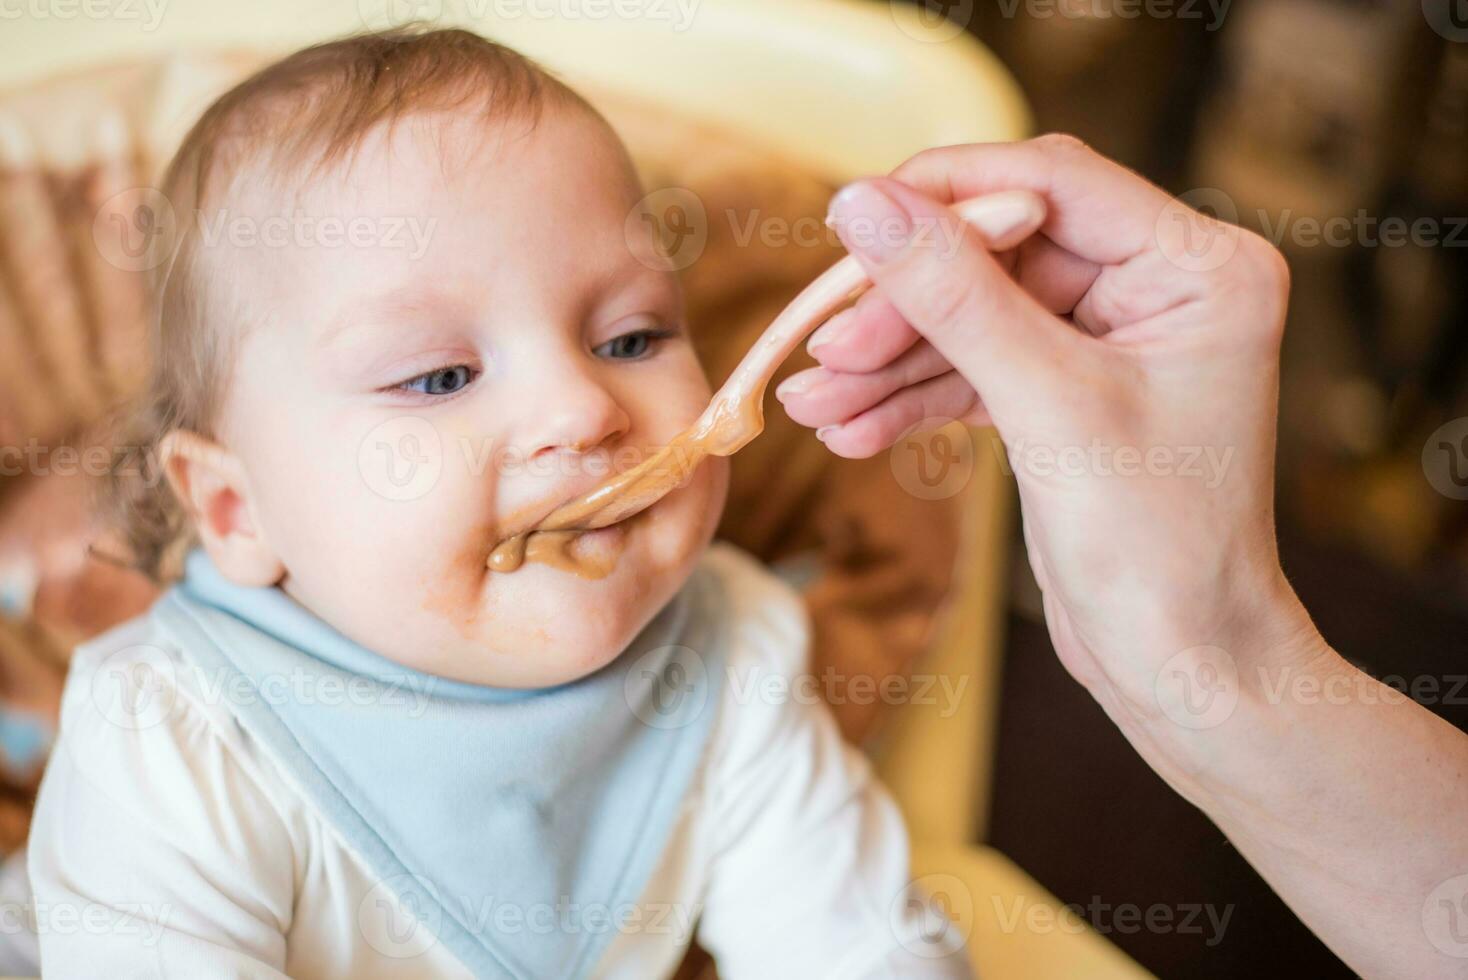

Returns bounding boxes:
[0,0,1029,177]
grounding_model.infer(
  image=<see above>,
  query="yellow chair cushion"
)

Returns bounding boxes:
[912,842,1156,979]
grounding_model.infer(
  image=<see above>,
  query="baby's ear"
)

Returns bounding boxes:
[157,429,283,587]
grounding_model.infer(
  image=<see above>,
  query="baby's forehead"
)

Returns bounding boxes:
[212,104,641,245]
[195,106,660,341]
[222,112,501,213]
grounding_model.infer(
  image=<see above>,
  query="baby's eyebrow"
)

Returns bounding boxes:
[315,285,455,351]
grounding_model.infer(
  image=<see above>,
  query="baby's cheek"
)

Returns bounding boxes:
[649,457,726,568]
[644,356,713,431]
[415,511,501,632]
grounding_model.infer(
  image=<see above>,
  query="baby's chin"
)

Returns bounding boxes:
[408,464,726,688]
[405,520,699,688]
[428,563,684,688]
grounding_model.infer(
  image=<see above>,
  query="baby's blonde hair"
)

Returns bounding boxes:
[102,27,599,582]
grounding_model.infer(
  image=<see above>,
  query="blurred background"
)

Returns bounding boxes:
[0,0,1464,976]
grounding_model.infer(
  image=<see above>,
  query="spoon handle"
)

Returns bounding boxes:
[697,190,1048,455]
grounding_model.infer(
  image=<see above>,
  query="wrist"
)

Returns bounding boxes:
[1117,572,1337,808]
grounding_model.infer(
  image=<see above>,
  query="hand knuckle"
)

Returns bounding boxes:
[1221,231,1289,293]
[1034,132,1090,156]
[1213,231,1291,340]
[903,146,946,173]
[1243,232,1291,293]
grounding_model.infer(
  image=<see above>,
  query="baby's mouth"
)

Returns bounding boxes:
[487,492,647,579]
[488,521,630,579]
[489,441,703,578]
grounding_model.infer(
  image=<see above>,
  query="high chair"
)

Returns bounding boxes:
[0,1,1149,975]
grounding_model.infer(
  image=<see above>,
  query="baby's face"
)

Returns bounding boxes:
[208,107,726,687]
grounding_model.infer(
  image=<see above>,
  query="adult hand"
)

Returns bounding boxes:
[776,135,1468,978]
[779,134,1314,758]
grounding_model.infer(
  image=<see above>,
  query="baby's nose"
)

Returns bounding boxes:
[522,370,631,461]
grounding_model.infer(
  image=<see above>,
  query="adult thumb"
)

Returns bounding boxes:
[827,177,1075,415]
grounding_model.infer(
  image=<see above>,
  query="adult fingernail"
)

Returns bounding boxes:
[974,193,1042,247]
[806,311,852,356]
[776,369,827,400]
[827,181,911,265]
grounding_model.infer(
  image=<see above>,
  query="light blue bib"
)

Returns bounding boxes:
[153,548,725,979]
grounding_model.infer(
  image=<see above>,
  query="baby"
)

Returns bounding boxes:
[27,29,968,979]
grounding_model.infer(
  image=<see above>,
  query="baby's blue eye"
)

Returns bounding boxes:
[402,365,475,396]
[593,328,672,359]
[596,332,654,360]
